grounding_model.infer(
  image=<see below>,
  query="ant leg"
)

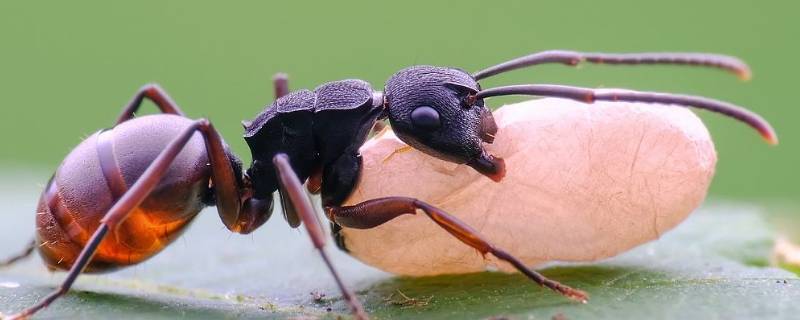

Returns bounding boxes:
[327,197,589,303]
[273,73,289,99]
[115,84,185,124]
[5,119,216,320]
[200,121,273,234]
[369,121,386,136]
[306,165,323,195]
[273,154,368,320]
[0,238,36,267]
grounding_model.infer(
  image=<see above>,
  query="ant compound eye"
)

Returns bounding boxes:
[410,106,441,130]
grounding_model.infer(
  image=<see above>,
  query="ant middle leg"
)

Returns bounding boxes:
[326,197,589,303]
[273,72,289,99]
[272,153,368,320]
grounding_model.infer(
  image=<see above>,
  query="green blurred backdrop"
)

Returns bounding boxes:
[0,0,796,201]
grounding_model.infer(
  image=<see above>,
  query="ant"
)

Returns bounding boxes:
[0,50,776,320]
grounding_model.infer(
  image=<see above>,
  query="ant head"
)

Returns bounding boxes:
[384,66,505,181]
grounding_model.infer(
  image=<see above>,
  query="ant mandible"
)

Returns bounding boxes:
[0,50,776,320]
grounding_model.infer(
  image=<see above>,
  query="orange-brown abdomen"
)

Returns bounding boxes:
[35,115,211,272]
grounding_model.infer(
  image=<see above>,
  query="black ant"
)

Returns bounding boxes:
[0,50,776,320]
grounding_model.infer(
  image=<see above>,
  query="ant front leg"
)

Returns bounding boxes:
[327,197,589,303]
[272,154,368,320]
[115,84,185,124]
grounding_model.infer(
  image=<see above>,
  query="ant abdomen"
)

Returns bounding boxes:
[36,114,211,272]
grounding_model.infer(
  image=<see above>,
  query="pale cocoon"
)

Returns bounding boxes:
[342,98,717,276]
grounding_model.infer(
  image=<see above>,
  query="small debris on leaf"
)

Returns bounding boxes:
[383,289,433,309]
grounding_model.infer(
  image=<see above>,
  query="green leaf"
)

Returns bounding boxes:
[0,175,797,319]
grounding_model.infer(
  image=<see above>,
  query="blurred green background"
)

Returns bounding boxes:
[0,0,796,201]
[0,1,798,319]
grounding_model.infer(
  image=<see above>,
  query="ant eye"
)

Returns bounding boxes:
[410,106,441,130]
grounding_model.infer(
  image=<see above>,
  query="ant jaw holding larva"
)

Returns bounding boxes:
[467,152,506,182]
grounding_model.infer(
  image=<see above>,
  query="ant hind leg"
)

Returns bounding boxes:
[0,238,36,267]
[115,84,186,124]
[4,119,219,320]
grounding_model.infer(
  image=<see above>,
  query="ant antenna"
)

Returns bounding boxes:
[474,84,777,145]
[472,50,752,81]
